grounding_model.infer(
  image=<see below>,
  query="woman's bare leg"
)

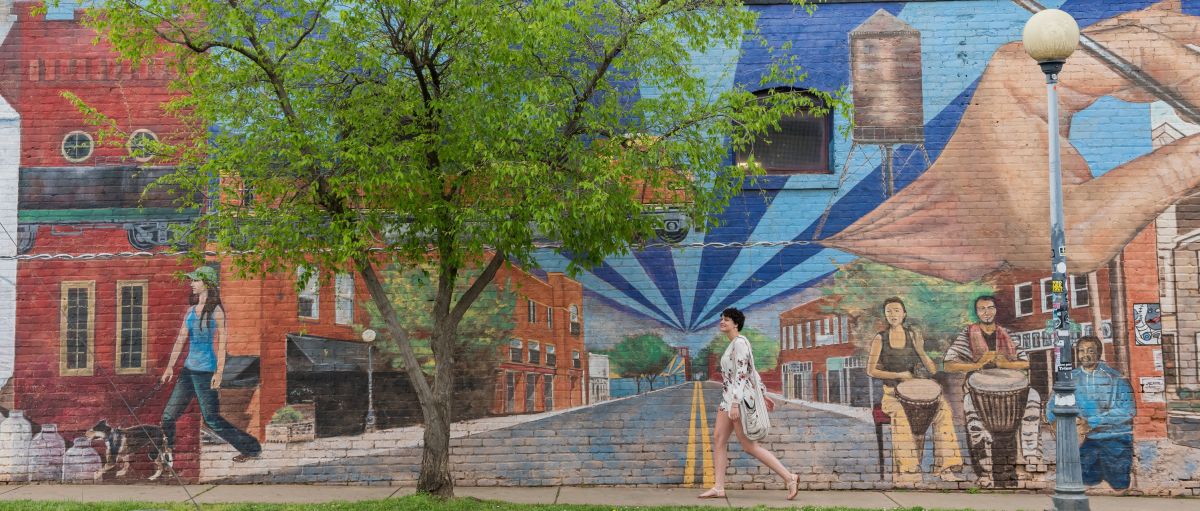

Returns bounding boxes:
[732,418,795,483]
[709,410,734,493]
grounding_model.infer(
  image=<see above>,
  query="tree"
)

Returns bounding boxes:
[75,0,832,496]
[701,326,779,374]
[607,333,674,394]
[823,260,996,354]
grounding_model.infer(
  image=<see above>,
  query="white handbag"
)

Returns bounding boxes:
[739,343,771,441]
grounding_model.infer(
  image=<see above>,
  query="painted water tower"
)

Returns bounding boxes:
[815,9,930,237]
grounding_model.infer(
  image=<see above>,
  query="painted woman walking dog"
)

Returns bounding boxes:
[698,307,799,500]
[160,266,262,464]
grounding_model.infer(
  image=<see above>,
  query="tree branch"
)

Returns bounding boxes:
[357,258,434,400]
[448,251,506,327]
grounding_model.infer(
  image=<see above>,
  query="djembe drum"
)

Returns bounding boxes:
[967,368,1030,434]
[895,378,942,438]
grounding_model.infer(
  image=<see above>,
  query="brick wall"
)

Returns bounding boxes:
[3,0,1200,497]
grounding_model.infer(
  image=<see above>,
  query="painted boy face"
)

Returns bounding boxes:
[975,299,997,325]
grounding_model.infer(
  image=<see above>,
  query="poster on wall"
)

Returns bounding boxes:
[1140,377,1165,403]
[1132,303,1162,345]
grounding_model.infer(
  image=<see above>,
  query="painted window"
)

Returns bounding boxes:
[543,375,554,411]
[1040,277,1055,313]
[61,131,94,162]
[127,129,158,162]
[525,373,539,411]
[527,299,536,323]
[1015,282,1034,317]
[335,273,354,325]
[116,281,148,374]
[547,306,553,330]
[572,350,581,369]
[505,371,516,413]
[734,89,832,174]
[569,304,581,335]
[1071,274,1090,308]
[546,344,556,367]
[528,341,541,364]
[60,281,95,376]
[510,339,523,363]
[297,266,319,319]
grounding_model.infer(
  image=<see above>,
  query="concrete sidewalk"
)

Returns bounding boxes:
[0,484,1195,510]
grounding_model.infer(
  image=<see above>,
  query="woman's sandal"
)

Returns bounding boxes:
[697,487,726,499]
[786,473,799,501]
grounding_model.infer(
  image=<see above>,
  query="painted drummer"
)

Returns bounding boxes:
[866,297,963,486]
[942,295,1042,488]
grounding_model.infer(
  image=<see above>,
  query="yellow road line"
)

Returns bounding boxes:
[684,381,699,486]
[698,381,714,487]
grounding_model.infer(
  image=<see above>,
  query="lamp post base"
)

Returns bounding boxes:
[1049,492,1090,511]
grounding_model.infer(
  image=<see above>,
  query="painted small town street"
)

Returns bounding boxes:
[201,381,882,488]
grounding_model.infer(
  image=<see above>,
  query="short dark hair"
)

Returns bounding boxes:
[969,295,997,322]
[974,295,996,309]
[1076,335,1103,357]
[721,307,745,331]
[882,297,906,314]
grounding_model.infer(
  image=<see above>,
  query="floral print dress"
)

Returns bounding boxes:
[718,334,758,412]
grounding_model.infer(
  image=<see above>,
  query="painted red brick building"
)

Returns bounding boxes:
[981,230,1167,440]
[776,297,868,406]
[6,1,201,480]
[213,257,589,438]
[981,267,1115,406]
[493,268,588,414]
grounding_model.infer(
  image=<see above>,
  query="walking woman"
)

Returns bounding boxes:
[699,307,799,500]
[865,297,961,484]
[161,266,262,463]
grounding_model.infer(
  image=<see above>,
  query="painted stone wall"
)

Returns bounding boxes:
[2,0,1200,496]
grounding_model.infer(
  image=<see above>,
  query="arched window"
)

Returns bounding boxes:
[735,89,832,174]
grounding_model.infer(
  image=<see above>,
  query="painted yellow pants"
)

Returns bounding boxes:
[881,386,963,474]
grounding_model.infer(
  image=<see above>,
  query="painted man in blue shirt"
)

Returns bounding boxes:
[1047,335,1135,489]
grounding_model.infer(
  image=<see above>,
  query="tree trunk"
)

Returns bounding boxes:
[355,251,505,498]
[423,268,458,498]
[418,369,454,497]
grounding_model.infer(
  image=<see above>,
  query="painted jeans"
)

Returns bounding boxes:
[161,367,262,457]
[1080,434,1133,489]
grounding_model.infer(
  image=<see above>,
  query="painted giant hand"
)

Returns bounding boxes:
[825,1,1200,282]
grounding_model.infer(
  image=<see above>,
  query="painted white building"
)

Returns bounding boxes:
[587,352,609,404]
[0,0,20,393]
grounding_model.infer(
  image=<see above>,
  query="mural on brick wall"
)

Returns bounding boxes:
[3,0,1200,496]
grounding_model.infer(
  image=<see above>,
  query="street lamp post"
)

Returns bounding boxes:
[1022,9,1089,511]
[362,328,377,433]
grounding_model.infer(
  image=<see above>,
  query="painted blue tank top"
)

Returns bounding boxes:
[184,308,218,372]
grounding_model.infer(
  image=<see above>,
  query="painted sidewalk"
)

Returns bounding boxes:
[0,484,1196,511]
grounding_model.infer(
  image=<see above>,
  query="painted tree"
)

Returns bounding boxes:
[699,326,779,376]
[607,333,674,394]
[366,264,516,419]
[76,0,833,496]
[823,260,996,354]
